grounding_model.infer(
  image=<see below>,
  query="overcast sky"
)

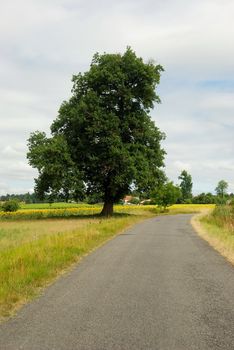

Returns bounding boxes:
[0,0,234,195]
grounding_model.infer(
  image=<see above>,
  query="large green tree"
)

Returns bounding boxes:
[178,170,193,202]
[27,48,165,216]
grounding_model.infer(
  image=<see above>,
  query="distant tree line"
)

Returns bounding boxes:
[175,172,233,205]
[131,172,233,208]
[1,174,233,207]
[0,192,38,203]
[0,192,102,204]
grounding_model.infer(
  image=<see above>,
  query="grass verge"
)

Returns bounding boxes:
[191,206,234,266]
[0,210,154,321]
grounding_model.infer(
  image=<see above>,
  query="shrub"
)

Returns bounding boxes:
[129,197,140,205]
[2,200,20,212]
[153,182,182,210]
[142,199,156,205]
[184,198,193,204]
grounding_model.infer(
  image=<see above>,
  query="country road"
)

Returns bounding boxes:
[0,214,234,350]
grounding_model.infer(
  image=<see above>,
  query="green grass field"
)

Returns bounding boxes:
[20,202,100,210]
[0,203,214,320]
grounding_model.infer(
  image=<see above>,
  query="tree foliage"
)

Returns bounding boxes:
[1,200,20,212]
[27,48,165,215]
[153,182,181,209]
[192,192,215,204]
[178,170,193,202]
[215,180,228,198]
[28,132,85,202]
[0,192,37,204]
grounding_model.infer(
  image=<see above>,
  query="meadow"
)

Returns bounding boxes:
[0,203,214,320]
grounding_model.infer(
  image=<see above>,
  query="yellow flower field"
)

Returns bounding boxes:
[0,204,215,220]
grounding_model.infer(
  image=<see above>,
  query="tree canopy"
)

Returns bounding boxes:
[27,48,165,215]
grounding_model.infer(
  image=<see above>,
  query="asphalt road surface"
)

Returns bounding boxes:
[0,214,234,350]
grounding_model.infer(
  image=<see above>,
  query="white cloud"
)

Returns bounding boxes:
[173,161,192,172]
[0,0,234,194]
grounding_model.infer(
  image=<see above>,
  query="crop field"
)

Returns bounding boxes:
[0,203,214,320]
[20,202,214,211]
[20,202,100,210]
[0,203,214,220]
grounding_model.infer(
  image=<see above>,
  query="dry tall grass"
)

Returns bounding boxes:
[193,205,234,265]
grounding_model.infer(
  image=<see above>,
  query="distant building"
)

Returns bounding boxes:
[123,195,133,204]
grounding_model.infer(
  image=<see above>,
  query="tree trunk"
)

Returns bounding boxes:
[100,201,114,217]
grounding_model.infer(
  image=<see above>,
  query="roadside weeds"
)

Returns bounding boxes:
[191,210,234,266]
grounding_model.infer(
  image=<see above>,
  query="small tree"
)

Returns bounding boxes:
[178,170,193,202]
[215,180,228,199]
[2,200,20,212]
[153,182,181,210]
